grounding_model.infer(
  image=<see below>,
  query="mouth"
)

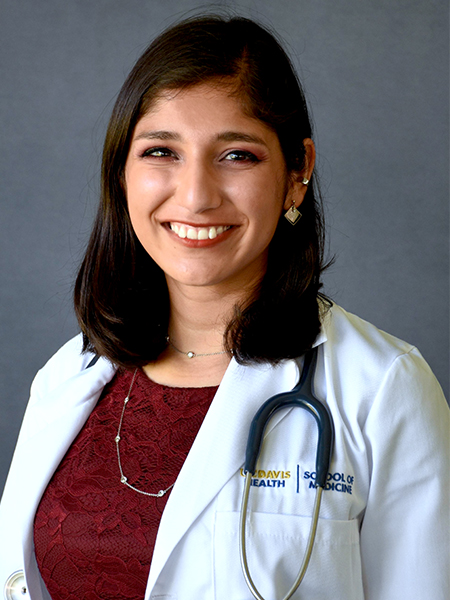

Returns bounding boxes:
[169,222,233,241]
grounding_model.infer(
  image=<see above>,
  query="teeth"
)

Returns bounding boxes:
[170,223,230,240]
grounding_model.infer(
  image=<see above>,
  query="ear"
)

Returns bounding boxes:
[283,138,316,210]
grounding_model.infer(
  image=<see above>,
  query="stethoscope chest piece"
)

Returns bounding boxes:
[239,347,334,600]
[4,571,27,600]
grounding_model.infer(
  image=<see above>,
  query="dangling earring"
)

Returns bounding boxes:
[284,176,309,225]
[284,201,302,225]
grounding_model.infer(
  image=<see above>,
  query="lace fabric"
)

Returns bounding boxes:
[34,369,217,600]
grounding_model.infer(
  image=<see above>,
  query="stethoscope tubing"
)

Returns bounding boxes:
[242,349,333,488]
[240,475,324,600]
[239,348,333,600]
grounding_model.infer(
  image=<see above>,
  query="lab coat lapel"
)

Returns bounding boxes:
[146,356,300,595]
[7,359,116,597]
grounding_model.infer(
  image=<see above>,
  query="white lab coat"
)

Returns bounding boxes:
[1,305,449,600]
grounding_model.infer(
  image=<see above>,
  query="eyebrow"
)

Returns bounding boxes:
[216,131,267,146]
[133,129,268,147]
[133,130,182,142]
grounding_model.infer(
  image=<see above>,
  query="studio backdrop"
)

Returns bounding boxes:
[1,0,448,492]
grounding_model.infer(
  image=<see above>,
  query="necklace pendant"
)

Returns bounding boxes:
[121,476,127,484]
[187,351,195,358]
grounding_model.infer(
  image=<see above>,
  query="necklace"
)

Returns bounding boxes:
[115,369,175,498]
[166,335,228,359]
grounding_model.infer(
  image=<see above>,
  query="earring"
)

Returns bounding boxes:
[284,201,302,225]
[302,177,309,185]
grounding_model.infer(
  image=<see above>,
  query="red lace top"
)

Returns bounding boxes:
[34,369,218,600]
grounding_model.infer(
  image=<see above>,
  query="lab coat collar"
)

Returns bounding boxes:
[146,324,328,595]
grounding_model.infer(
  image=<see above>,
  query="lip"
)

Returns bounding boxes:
[165,222,235,246]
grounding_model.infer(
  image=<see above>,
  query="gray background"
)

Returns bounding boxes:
[1,0,448,494]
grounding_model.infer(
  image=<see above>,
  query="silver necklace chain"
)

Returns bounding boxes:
[115,368,175,498]
[166,335,228,359]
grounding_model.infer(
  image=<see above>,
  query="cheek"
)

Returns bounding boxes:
[126,173,152,202]
[125,166,173,218]
[250,177,286,227]
[233,171,286,213]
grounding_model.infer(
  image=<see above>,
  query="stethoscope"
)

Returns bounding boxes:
[239,347,334,600]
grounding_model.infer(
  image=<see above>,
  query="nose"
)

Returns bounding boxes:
[175,159,222,213]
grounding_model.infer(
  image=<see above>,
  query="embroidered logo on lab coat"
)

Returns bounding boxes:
[301,467,355,495]
[239,466,355,495]
[239,468,291,488]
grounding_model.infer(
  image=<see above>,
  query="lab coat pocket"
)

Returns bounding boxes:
[213,511,364,600]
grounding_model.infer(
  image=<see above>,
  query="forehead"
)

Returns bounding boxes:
[136,82,274,137]
[145,78,246,112]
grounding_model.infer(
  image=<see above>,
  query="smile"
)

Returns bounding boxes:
[169,223,232,240]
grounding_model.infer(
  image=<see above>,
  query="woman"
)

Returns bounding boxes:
[0,15,448,600]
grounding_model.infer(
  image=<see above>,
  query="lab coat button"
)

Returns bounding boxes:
[4,571,27,600]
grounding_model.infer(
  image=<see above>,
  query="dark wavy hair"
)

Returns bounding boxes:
[74,15,330,368]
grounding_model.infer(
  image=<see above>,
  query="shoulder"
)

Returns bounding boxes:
[321,303,425,382]
[29,334,106,404]
[323,303,414,360]
[320,303,447,421]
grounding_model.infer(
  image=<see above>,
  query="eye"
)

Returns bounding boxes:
[141,147,176,159]
[223,150,260,163]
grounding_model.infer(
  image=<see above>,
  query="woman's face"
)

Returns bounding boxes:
[125,83,307,296]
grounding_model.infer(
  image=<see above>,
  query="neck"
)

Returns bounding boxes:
[143,278,255,387]
[168,272,258,349]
